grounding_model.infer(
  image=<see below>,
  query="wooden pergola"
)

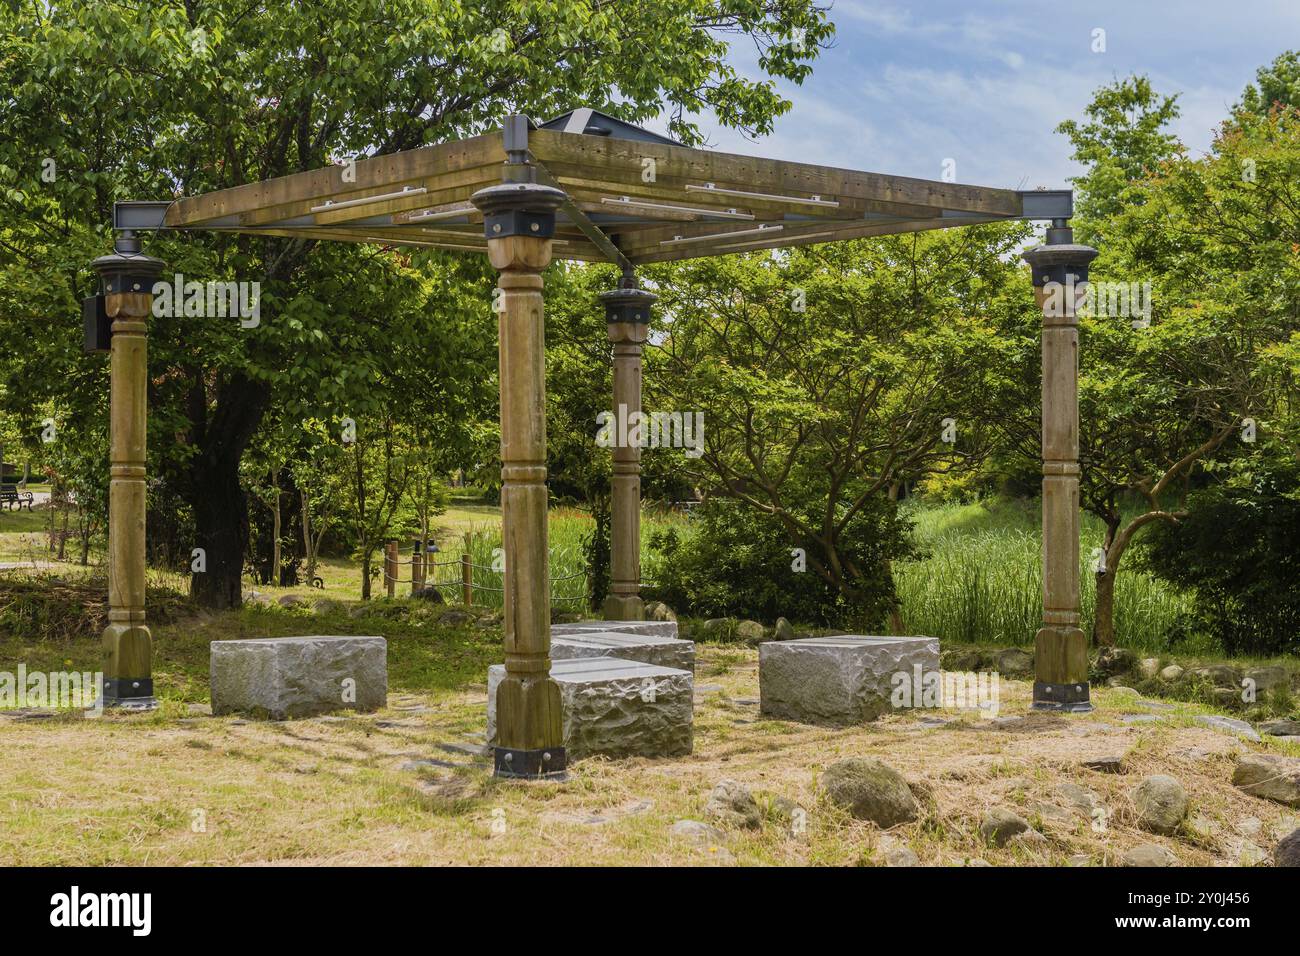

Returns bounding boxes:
[95,109,1097,775]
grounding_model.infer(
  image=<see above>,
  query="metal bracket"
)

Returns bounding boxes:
[493,746,568,779]
[1031,681,1092,713]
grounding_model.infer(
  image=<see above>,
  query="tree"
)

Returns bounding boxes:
[0,0,834,608]
[646,225,1031,621]
[339,414,417,600]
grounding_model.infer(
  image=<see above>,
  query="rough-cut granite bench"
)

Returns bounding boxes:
[760,635,939,725]
[550,627,695,672]
[487,657,692,760]
[552,620,681,640]
[210,635,387,719]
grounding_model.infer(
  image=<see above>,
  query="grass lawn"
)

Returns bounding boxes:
[1,600,1297,866]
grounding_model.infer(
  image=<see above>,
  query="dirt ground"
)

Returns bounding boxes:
[1,646,1296,866]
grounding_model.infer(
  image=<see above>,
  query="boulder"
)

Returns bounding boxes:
[486,658,692,761]
[1121,843,1178,867]
[1244,665,1290,693]
[1159,664,1184,682]
[773,617,796,641]
[761,635,940,725]
[277,594,309,608]
[1260,719,1300,737]
[1276,828,1300,867]
[410,586,446,603]
[705,779,762,829]
[1138,658,1161,679]
[1094,646,1138,677]
[995,647,1034,678]
[980,807,1032,847]
[1131,775,1189,834]
[210,635,387,720]
[438,608,473,626]
[821,758,919,827]
[1231,753,1300,806]
[700,618,736,640]
[1082,754,1126,774]
[736,620,766,644]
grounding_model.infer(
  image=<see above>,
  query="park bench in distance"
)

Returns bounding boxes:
[0,484,34,511]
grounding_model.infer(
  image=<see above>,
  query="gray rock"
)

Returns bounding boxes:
[1159,664,1184,681]
[669,819,726,846]
[1055,782,1101,818]
[550,629,695,672]
[1094,646,1138,676]
[1132,775,1189,834]
[773,617,796,641]
[736,620,766,644]
[822,758,919,827]
[1244,665,1290,692]
[1195,714,1261,742]
[980,807,1032,847]
[1260,719,1300,737]
[313,599,345,615]
[486,657,692,761]
[995,647,1034,678]
[1109,686,1140,698]
[760,635,940,725]
[700,618,736,640]
[648,602,677,623]
[1138,658,1161,679]
[1276,828,1300,867]
[438,608,473,626]
[1231,753,1300,806]
[277,594,309,608]
[1121,843,1178,867]
[878,835,920,866]
[210,635,387,720]
[1189,664,1241,688]
[553,620,681,640]
[410,586,445,603]
[705,779,762,829]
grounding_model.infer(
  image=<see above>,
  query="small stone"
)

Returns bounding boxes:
[1275,829,1300,867]
[1121,843,1178,867]
[1159,665,1184,681]
[1236,840,1267,866]
[1195,714,1261,742]
[1082,755,1126,773]
[1231,753,1300,806]
[736,620,766,644]
[1260,719,1300,737]
[1132,775,1189,834]
[995,648,1034,678]
[1007,828,1048,851]
[669,819,724,842]
[1188,814,1218,838]
[1055,782,1101,818]
[980,807,1032,847]
[822,758,919,827]
[1138,658,1161,679]
[1211,688,1239,705]
[878,835,919,866]
[773,617,796,641]
[705,779,762,829]
[1109,686,1140,698]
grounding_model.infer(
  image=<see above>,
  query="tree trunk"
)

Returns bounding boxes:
[300,488,316,584]
[57,504,69,560]
[190,454,249,610]
[1093,567,1117,647]
[360,552,372,600]
[269,465,281,586]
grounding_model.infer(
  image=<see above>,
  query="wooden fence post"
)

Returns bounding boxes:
[461,532,473,606]
[412,545,425,595]
[384,540,397,599]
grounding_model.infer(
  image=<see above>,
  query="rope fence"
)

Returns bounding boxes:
[381,534,588,606]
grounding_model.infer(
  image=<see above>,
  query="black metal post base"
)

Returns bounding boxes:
[1031,680,1093,713]
[493,746,567,780]
[101,677,159,711]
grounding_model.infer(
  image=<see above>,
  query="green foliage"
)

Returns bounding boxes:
[646,497,915,627]
[1143,462,1300,656]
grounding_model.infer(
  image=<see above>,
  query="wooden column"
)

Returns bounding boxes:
[1023,224,1098,712]
[600,279,656,621]
[91,235,164,709]
[471,177,567,778]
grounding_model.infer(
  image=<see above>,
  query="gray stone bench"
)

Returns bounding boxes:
[552,620,680,640]
[487,658,692,760]
[211,635,387,720]
[551,629,695,672]
[760,635,939,725]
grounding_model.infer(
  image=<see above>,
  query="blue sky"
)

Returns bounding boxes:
[681,0,1300,190]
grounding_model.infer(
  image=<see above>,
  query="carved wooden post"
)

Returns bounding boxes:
[600,275,656,621]
[91,233,164,709]
[1023,223,1098,712]
[471,169,567,778]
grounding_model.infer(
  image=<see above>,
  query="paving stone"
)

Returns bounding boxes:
[1195,714,1261,742]
[550,628,695,672]
[487,658,693,760]
[1082,754,1126,773]
[210,635,387,720]
[759,635,939,725]
[1260,720,1300,736]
